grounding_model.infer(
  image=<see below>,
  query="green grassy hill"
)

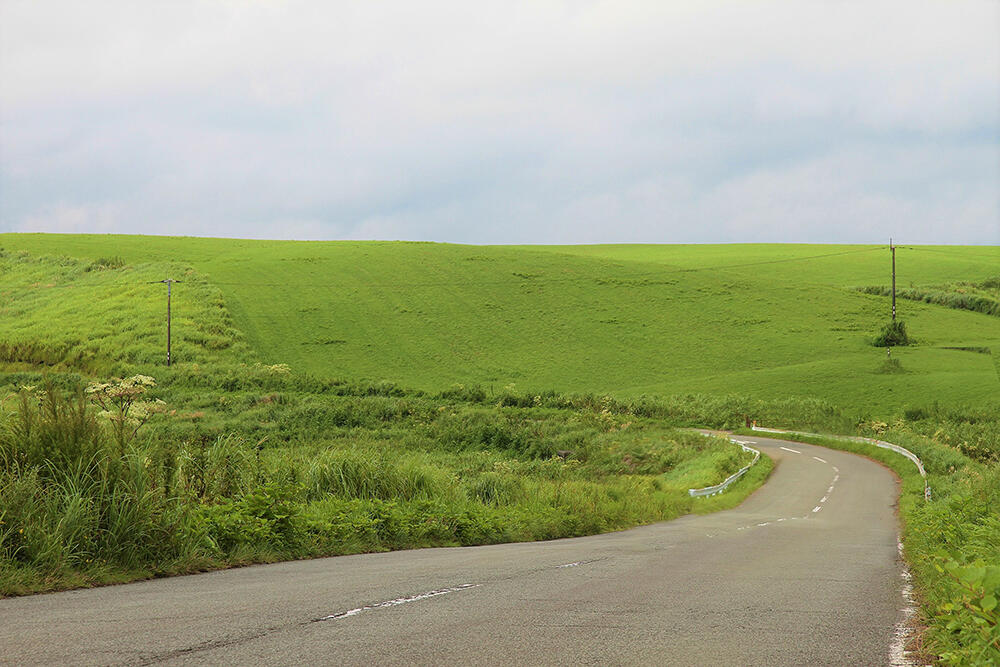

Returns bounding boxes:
[1,234,997,415]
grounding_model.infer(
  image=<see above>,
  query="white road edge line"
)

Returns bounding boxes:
[780,446,801,454]
[890,539,921,666]
[317,584,481,621]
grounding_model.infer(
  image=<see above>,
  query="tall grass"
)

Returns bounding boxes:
[0,378,762,596]
[858,282,1000,318]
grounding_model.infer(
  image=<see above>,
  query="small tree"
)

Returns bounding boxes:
[85,375,164,455]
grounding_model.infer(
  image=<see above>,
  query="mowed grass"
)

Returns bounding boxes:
[1,234,998,415]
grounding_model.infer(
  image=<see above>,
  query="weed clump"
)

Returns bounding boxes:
[876,358,907,374]
[873,320,911,347]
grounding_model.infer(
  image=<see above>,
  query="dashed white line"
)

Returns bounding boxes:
[780,446,801,454]
[832,466,840,473]
[819,495,829,503]
[812,456,828,463]
[557,562,582,568]
[317,584,480,621]
[812,506,822,513]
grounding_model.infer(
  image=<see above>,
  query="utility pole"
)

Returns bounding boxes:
[890,238,896,321]
[158,279,181,366]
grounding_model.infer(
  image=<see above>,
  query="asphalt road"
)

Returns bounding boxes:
[0,435,906,666]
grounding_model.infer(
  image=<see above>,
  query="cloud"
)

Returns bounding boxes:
[1,1,997,243]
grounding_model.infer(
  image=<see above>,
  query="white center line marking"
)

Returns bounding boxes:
[819,495,829,503]
[780,446,801,454]
[812,506,822,513]
[832,466,840,473]
[557,562,582,568]
[812,456,827,463]
[317,584,480,621]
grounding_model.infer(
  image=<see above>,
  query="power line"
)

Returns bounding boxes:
[0,246,909,291]
[904,246,1000,260]
[173,247,891,288]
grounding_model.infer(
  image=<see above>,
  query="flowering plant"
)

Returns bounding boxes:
[85,375,165,453]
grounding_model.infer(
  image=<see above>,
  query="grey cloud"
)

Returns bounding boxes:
[1,1,997,243]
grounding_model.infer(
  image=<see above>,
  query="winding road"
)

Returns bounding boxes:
[0,435,908,666]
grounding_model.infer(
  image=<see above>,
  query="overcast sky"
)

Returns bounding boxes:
[1,1,997,244]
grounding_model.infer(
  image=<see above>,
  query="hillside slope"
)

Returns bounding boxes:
[1,234,997,414]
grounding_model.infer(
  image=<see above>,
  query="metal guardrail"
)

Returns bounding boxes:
[751,425,931,501]
[688,437,761,497]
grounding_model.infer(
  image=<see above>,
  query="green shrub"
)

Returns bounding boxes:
[873,319,910,347]
[194,480,305,554]
[935,560,1000,665]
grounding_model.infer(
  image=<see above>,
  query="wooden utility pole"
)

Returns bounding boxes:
[890,238,896,321]
[159,279,181,366]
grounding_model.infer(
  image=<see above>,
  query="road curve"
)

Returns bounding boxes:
[0,436,906,666]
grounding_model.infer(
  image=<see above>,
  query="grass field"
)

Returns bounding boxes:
[1,234,998,663]
[1,235,997,415]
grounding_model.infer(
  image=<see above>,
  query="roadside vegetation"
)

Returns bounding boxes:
[0,371,768,596]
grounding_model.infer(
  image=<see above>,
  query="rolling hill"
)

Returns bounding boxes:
[1,234,997,415]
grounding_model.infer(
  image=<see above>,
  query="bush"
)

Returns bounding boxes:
[873,319,910,347]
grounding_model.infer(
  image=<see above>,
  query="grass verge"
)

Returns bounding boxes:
[0,375,766,597]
